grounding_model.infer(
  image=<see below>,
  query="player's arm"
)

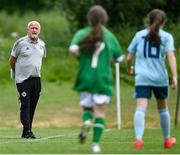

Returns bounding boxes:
[126,53,135,75]
[166,51,177,89]
[69,44,80,59]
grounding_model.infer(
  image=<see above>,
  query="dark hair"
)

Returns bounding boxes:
[145,9,167,45]
[80,5,108,53]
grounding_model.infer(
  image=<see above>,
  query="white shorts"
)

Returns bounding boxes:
[80,91,111,107]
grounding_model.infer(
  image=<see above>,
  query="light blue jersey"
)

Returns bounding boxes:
[128,28,175,86]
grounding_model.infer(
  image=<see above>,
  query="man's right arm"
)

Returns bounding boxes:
[9,55,16,71]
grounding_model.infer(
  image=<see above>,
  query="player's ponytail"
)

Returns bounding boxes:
[145,9,167,45]
[80,5,108,53]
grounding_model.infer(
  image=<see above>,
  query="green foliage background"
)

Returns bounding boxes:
[0,9,180,84]
[0,0,180,84]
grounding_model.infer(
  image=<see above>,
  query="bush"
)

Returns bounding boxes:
[42,53,78,83]
[1,10,180,84]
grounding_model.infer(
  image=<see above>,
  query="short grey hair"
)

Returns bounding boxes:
[27,21,41,29]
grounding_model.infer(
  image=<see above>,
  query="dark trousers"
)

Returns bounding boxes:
[16,77,41,132]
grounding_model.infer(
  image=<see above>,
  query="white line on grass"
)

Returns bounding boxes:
[0,128,115,144]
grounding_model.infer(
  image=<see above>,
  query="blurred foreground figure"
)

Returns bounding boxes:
[9,21,46,139]
[69,5,124,153]
[127,9,177,149]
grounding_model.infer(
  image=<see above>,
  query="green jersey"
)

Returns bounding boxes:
[70,26,123,96]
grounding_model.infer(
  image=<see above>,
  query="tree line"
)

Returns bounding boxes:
[0,0,180,29]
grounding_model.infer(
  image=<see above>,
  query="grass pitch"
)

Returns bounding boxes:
[0,81,179,154]
[0,127,179,154]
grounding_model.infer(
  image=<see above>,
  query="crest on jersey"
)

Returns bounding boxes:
[21,92,27,97]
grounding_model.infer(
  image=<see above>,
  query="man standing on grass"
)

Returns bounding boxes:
[9,21,46,139]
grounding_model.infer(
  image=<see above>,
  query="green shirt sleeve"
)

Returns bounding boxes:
[109,33,123,59]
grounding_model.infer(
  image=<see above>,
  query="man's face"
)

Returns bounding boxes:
[28,23,40,41]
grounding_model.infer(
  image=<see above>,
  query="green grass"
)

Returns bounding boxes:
[0,79,180,153]
[0,78,179,129]
[0,128,179,154]
[1,79,178,128]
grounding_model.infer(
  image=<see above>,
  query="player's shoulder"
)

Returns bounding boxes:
[159,29,173,38]
[103,27,113,35]
[135,29,149,38]
[75,27,91,35]
[103,27,117,40]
